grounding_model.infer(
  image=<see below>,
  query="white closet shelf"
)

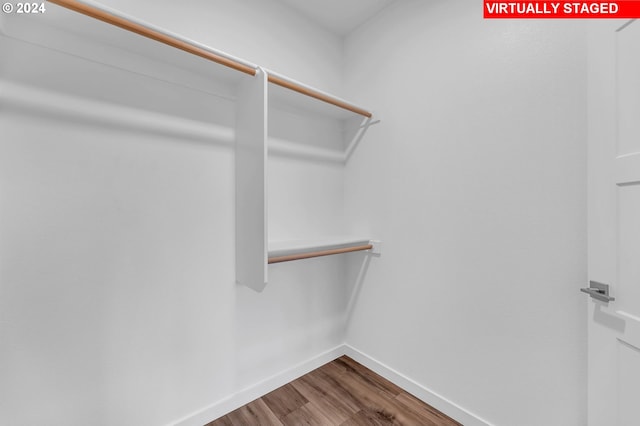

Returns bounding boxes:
[267,72,370,120]
[41,0,373,119]
[15,0,380,292]
[45,0,256,77]
[268,237,381,264]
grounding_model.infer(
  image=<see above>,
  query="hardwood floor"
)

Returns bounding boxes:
[207,356,462,426]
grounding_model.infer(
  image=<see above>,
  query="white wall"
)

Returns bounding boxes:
[0,1,348,425]
[343,2,587,425]
[1,1,589,425]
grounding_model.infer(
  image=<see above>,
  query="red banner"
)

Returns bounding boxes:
[484,1,640,18]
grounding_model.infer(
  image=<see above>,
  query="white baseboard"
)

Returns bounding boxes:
[170,344,345,426]
[171,343,494,426]
[342,344,495,426]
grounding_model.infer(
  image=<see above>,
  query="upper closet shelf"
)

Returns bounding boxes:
[27,0,375,119]
[1,0,248,99]
[267,70,370,119]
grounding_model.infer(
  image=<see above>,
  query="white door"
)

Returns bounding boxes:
[587,19,640,426]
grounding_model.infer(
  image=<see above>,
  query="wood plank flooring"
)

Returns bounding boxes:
[207,356,462,426]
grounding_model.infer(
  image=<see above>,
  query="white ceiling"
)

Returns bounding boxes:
[276,0,396,35]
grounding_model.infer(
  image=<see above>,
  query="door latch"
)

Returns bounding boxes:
[580,281,615,302]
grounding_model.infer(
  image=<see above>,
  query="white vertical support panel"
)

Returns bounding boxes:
[236,68,267,291]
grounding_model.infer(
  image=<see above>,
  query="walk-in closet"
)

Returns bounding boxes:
[3,1,638,425]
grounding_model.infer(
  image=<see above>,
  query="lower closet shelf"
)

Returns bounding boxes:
[268,237,380,264]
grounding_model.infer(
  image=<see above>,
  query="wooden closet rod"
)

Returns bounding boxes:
[48,0,373,118]
[47,0,257,76]
[267,74,373,118]
[268,244,373,264]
